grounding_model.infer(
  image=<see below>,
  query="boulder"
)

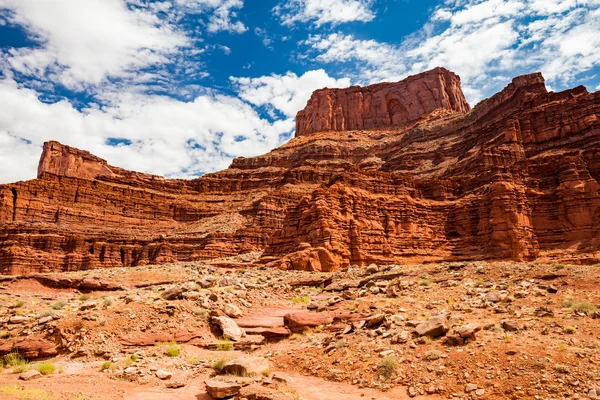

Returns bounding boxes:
[415,315,449,338]
[223,356,269,377]
[283,312,334,332]
[212,316,245,341]
[19,370,42,381]
[205,379,242,398]
[161,286,185,300]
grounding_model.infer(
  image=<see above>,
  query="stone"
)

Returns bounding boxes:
[456,323,481,338]
[205,379,242,399]
[0,334,59,358]
[155,370,172,380]
[212,317,245,341]
[408,386,419,397]
[283,312,334,332]
[465,383,478,393]
[166,381,185,389]
[79,301,97,310]
[224,304,243,318]
[502,320,519,332]
[415,315,449,338]
[222,356,269,377]
[161,286,185,300]
[19,370,42,381]
[9,316,28,324]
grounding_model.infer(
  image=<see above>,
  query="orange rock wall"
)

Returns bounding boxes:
[1,68,600,274]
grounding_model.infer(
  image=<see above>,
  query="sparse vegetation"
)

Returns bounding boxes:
[14,300,25,308]
[103,297,113,307]
[424,349,443,361]
[292,296,311,304]
[553,263,566,270]
[217,338,234,351]
[36,362,55,375]
[0,385,53,400]
[554,364,570,374]
[166,342,180,357]
[3,352,27,373]
[211,358,226,372]
[51,300,67,310]
[563,325,577,334]
[37,309,55,318]
[193,308,208,319]
[101,361,112,371]
[78,294,91,301]
[563,297,597,313]
[378,356,398,380]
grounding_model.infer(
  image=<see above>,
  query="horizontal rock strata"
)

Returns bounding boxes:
[1,67,600,273]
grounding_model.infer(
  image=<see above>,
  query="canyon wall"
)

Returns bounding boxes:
[1,67,600,274]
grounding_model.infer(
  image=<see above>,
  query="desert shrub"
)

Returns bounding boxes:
[36,362,55,375]
[424,349,443,361]
[563,297,597,313]
[166,343,180,357]
[211,358,226,372]
[378,356,398,380]
[14,300,25,308]
[563,325,577,334]
[101,361,112,371]
[292,296,311,305]
[78,294,91,301]
[217,338,233,351]
[554,364,570,374]
[52,300,67,310]
[37,309,55,318]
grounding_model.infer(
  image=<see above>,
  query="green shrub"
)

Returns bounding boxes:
[217,338,233,351]
[101,361,112,371]
[37,309,55,318]
[292,296,311,305]
[563,297,597,314]
[424,349,442,361]
[166,343,180,357]
[14,300,25,308]
[211,358,226,372]
[103,297,113,307]
[3,353,27,373]
[52,300,67,310]
[36,362,55,375]
[378,356,398,380]
[554,364,570,374]
[78,294,91,301]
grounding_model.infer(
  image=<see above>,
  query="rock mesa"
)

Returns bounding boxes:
[1,67,600,274]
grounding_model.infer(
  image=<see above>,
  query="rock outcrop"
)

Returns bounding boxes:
[1,67,600,274]
[295,67,470,136]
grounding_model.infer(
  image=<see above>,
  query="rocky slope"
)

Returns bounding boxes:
[1,67,600,274]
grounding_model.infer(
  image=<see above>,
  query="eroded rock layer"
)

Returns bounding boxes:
[1,67,600,274]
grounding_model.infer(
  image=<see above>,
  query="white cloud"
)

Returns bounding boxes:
[273,0,375,27]
[0,0,188,89]
[0,77,294,183]
[302,0,600,104]
[169,0,247,32]
[231,69,351,118]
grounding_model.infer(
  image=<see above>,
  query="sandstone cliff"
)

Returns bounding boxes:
[1,68,600,274]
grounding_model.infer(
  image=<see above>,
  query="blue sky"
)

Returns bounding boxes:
[0,0,599,183]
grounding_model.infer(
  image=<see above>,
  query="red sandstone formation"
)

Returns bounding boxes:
[1,67,600,274]
[295,67,470,136]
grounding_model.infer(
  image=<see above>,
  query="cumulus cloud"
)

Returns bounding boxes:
[231,69,351,118]
[0,77,295,183]
[0,0,188,89]
[302,0,600,104]
[273,0,375,27]
[0,66,350,183]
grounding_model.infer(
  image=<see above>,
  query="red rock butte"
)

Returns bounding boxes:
[1,67,600,274]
